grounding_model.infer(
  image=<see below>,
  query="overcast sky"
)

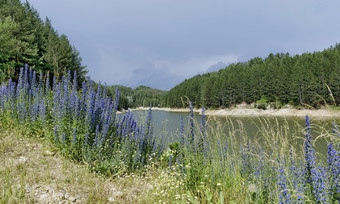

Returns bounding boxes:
[24,0,340,90]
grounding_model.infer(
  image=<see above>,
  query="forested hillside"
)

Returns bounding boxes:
[107,85,166,109]
[0,0,87,83]
[0,0,166,110]
[166,44,340,109]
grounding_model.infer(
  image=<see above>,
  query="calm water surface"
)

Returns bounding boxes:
[130,110,337,155]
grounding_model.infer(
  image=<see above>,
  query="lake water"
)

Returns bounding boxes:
[129,110,337,155]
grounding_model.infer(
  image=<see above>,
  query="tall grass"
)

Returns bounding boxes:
[156,106,340,203]
[1,66,339,203]
[0,65,163,176]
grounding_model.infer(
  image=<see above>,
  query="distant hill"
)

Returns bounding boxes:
[107,85,167,109]
[165,44,340,109]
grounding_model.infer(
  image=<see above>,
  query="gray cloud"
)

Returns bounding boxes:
[207,62,227,73]
[25,0,340,90]
[131,63,183,90]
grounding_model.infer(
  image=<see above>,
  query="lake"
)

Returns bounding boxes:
[129,110,338,156]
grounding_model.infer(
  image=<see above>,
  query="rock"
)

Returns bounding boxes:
[68,196,76,202]
[75,199,82,203]
[39,192,50,200]
[108,197,115,203]
[25,184,31,193]
[54,192,64,200]
[248,183,257,193]
[108,190,123,203]
[44,150,55,156]
[110,189,123,197]
[17,156,27,164]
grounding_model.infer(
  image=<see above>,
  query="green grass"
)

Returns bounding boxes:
[328,105,340,111]
[0,126,174,203]
[0,117,260,203]
[1,113,339,203]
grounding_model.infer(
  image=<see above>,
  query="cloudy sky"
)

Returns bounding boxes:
[24,0,340,90]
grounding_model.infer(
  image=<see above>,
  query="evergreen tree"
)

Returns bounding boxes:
[165,44,340,109]
[0,0,87,83]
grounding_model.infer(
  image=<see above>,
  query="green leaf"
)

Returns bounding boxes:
[219,191,224,204]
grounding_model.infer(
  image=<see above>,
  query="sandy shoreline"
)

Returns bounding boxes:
[133,107,200,113]
[132,105,340,118]
[204,108,340,118]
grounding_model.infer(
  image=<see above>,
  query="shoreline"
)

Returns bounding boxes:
[131,105,340,118]
[132,107,200,113]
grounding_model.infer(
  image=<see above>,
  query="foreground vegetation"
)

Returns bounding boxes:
[1,67,340,203]
[0,128,124,203]
[0,127,184,203]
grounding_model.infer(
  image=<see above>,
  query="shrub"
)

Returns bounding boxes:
[255,96,268,110]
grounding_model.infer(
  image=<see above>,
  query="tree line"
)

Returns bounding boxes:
[165,44,340,109]
[0,0,167,110]
[0,0,87,84]
[107,85,166,109]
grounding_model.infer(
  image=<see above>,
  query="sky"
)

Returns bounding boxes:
[24,0,340,90]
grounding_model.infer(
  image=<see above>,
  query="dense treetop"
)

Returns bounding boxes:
[0,0,87,83]
[166,44,340,109]
[107,85,166,109]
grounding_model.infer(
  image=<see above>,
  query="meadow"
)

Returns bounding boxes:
[0,66,339,203]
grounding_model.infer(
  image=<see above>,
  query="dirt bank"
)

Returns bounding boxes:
[133,105,340,118]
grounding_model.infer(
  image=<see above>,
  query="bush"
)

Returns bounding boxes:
[269,101,282,109]
[255,96,268,110]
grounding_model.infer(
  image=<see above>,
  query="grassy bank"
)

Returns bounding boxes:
[0,127,188,203]
[1,67,340,203]
[0,128,120,203]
